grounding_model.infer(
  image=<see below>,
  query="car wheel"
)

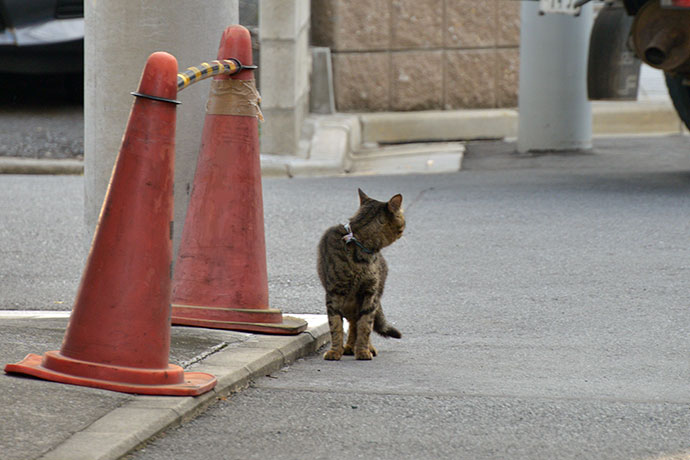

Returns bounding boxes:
[665,72,690,131]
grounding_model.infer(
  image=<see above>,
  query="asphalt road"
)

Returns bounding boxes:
[0,175,85,310]
[105,135,690,460]
[0,136,688,459]
[0,73,83,159]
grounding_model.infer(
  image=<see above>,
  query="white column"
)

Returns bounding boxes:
[84,0,239,255]
[259,0,311,156]
[517,2,593,152]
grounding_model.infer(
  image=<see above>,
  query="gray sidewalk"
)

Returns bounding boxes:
[2,312,329,460]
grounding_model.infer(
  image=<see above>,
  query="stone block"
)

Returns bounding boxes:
[445,0,497,49]
[391,0,443,50]
[310,0,336,47]
[311,0,391,51]
[391,51,443,111]
[260,0,310,40]
[261,98,307,155]
[260,40,298,108]
[445,50,497,109]
[497,0,521,46]
[296,0,311,31]
[295,25,312,102]
[333,52,391,111]
[260,34,310,110]
[360,109,518,143]
[497,48,519,108]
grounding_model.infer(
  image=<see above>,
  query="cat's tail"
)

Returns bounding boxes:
[373,309,402,339]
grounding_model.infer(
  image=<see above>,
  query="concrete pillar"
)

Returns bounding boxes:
[259,0,311,156]
[517,2,593,152]
[84,1,239,256]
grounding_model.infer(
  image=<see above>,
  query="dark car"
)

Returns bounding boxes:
[0,0,83,74]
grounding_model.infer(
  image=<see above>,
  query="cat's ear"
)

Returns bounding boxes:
[388,194,403,212]
[358,188,371,204]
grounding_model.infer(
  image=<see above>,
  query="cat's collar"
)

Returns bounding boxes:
[342,223,374,254]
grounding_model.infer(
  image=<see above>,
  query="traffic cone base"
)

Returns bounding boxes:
[172,304,308,334]
[6,352,216,396]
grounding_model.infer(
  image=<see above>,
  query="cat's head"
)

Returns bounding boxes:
[352,189,405,249]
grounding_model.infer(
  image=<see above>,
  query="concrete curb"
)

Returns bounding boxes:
[37,315,330,460]
[359,101,686,145]
[360,108,518,144]
[0,157,83,175]
[348,142,464,176]
[258,101,686,178]
[591,101,687,136]
[260,114,361,178]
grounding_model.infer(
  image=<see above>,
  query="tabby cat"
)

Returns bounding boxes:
[317,189,405,360]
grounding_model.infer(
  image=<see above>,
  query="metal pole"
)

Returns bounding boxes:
[517,1,594,153]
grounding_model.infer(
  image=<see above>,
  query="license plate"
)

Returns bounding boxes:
[539,0,581,15]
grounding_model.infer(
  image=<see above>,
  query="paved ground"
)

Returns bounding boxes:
[0,175,85,310]
[127,135,690,460]
[0,73,83,159]
[1,135,689,459]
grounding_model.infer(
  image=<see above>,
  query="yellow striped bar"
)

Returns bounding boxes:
[177,58,255,91]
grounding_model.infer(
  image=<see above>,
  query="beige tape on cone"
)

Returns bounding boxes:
[206,78,264,121]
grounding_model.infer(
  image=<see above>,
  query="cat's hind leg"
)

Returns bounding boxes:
[343,318,377,355]
[354,312,376,360]
[343,319,357,355]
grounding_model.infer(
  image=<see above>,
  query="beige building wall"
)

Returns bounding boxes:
[311,0,521,112]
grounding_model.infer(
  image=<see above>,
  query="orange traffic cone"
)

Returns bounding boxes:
[5,52,217,396]
[171,26,307,335]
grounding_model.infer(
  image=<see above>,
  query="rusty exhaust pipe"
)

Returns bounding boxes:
[644,29,683,67]
[632,1,690,73]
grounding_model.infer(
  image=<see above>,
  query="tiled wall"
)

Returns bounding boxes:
[311,0,521,112]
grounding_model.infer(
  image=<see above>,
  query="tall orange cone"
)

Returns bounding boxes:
[5,52,217,396]
[171,26,307,335]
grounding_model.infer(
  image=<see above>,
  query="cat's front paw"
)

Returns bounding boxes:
[324,349,343,361]
[355,348,373,360]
